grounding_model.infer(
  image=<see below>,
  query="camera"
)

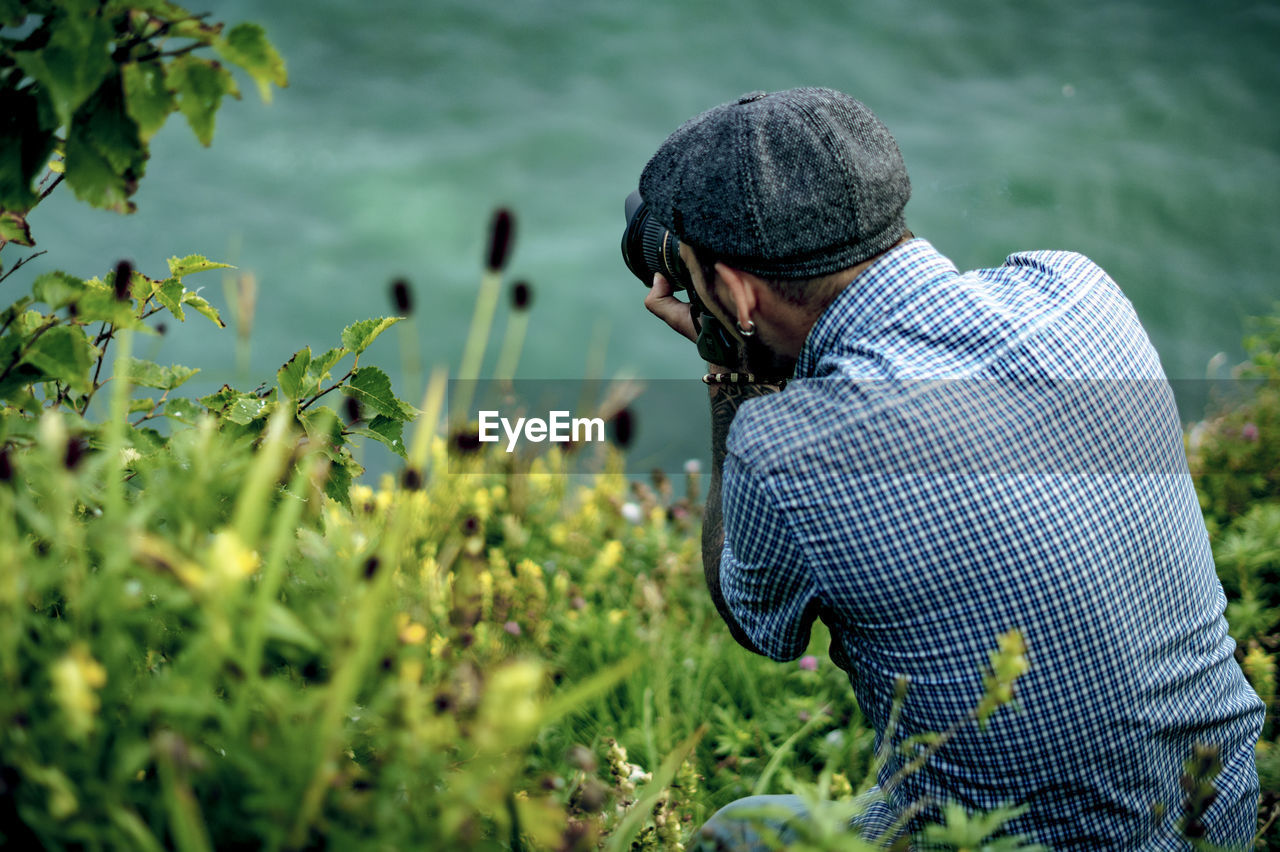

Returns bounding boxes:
[620,190,692,291]
[621,190,740,365]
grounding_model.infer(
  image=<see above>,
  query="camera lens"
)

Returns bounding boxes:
[621,190,689,290]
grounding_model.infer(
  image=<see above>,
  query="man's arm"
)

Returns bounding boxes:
[702,381,783,653]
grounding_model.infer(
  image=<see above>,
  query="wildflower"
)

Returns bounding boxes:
[504,620,521,636]
[593,540,624,574]
[621,502,644,524]
[1241,422,1259,442]
[112,259,134,301]
[478,660,543,744]
[390,277,413,314]
[511,280,533,311]
[683,458,701,475]
[798,655,819,671]
[209,530,260,583]
[397,614,427,645]
[486,208,515,272]
[830,772,853,798]
[609,407,635,449]
[51,645,107,740]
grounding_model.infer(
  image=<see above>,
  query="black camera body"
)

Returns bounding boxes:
[621,190,740,366]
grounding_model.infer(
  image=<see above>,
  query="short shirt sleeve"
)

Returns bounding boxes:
[718,450,820,661]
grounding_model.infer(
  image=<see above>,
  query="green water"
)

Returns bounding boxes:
[23,0,1280,403]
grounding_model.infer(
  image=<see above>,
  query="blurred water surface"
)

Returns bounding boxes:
[24,0,1280,430]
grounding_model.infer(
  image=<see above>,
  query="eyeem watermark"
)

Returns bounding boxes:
[477,410,606,453]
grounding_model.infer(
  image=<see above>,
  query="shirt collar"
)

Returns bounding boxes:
[794,238,957,378]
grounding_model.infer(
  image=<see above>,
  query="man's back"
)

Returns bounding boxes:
[719,239,1264,848]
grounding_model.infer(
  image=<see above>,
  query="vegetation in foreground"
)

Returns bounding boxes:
[1,2,1275,849]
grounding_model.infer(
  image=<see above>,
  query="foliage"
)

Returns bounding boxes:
[0,3,1275,849]
[0,0,286,222]
[0,2,410,502]
[1187,307,1280,851]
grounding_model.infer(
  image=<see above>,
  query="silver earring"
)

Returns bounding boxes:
[737,319,756,336]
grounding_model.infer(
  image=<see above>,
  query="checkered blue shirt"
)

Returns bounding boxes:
[718,239,1264,849]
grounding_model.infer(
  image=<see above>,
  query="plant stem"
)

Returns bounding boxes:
[453,269,503,425]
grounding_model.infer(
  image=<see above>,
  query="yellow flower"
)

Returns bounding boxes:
[591,540,624,580]
[608,609,626,626]
[350,484,375,508]
[51,644,107,740]
[398,615,428,645]
[208,530,261,583]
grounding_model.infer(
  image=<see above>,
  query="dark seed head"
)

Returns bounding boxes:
[400,467,422,491]
[363,555,381,580]
[0,446,12,482]
[462,515,479,536]
[380,656,394,671]
[155,322,167,336]
[67,302,79,320]
[486,208,515,272]
[344,397,363,425]
[511,280,532,312]
[609,407,635,449]
[390,277,413,314]
[113,260,134,302]
[451,430,482,454]
[63,436,85,470]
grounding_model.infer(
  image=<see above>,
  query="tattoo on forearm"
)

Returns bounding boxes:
[703,382,783,651]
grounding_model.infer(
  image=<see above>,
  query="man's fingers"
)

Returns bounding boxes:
[644,273,698,342]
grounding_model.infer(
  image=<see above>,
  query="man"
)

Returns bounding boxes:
[639,88,1263,850]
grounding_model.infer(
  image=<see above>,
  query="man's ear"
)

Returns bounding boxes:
[714,262,761,327]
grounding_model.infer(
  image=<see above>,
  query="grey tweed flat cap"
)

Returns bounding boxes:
[639,87,911,280]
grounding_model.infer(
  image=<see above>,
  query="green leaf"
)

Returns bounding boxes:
[20,324,97,392]
[32,271,87,310]
[166,55,239,147]
[340,366,413,421]
[300,407,343,445]
[167,255,234,279]
[340,317,402,357]
[351,414,407,458]
[170,18,223,43]
[308,347,347,381]
[119,357,199,391]
[163,397,205,425]
[64,73,147,213]
[0,211,34,246]
[214,23,288,103]
[226,395,273,425]
[72,277,146,328]
[128,398,154,414]
[322,451,355,508]
[154,278,185,320]
[200,384,244,412]
[0,87,58,212]
[265,603,321,652]
[122,61,174,142]
[181,290,225,327]
[12,12,113,126]
[277,347,315,399]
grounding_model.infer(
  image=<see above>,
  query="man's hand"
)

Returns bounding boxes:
[643,272,698,343]
[644,272,742,373]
